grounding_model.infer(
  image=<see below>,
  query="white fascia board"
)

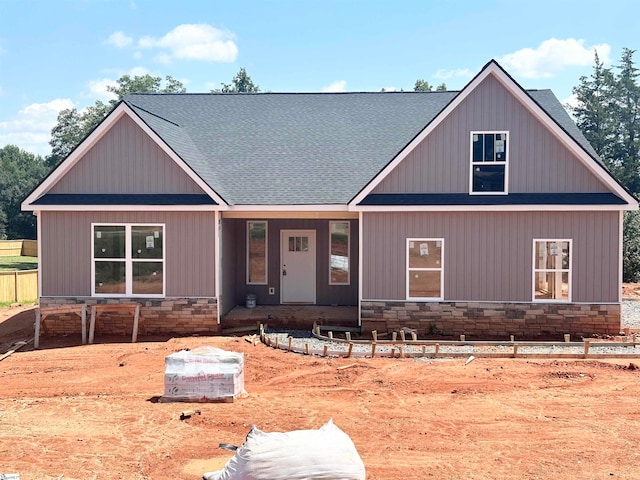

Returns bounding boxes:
[349,65,499,207]
[349,61,639,209]
[352,204,636,212]
[31,204,223,212]
[22,103,226,211]
[228,204,350,212]
[486,65,638,208]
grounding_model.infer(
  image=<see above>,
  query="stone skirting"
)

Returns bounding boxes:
[38,297,220,337]
[360,300,621,340]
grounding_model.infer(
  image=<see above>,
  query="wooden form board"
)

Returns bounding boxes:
[88,303,142,344]
[35,304,87,349]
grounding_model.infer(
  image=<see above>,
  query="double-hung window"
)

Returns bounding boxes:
[470,131,508,194]
[533,239,571,302]
[329,221,350,285]
[406,238,444,300]
[92,224,165,296]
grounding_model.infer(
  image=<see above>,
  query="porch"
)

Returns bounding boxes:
[221,304,359,332]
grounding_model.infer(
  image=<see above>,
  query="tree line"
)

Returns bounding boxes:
[1,58,639,282]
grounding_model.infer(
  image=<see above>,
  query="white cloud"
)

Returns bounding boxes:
[322,80,347,93]
[138,24,237,63]
[0,98,74,156]
[105,31,133,48]
[85,78,119,102]
[562,93,579,112]
[498,38,611,79]
[434,68,474,81]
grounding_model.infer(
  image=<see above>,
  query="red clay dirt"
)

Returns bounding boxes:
[1,304,640,480]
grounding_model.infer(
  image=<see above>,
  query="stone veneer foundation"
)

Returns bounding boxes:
[38,297,220,337]
[360,301,621,340]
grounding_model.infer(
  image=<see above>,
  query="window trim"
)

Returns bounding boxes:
[469,131,509,195]
[246,221,268,285]
[329,220,350,285]
[406,237,444,301]
[91,223,166,298]
[532,238,572,303]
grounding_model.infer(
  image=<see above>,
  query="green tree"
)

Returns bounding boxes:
[571,49,640,281]
[0,145,48,239]
[212,68,260,93]
[414,80,447,92]
[47,75,186,168]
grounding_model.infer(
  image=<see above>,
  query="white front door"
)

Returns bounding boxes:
[281,229,316,303]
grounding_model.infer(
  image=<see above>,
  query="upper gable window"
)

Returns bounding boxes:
[470,132,508,194]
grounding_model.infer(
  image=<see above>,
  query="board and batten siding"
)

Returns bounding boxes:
[40,211,216,297]
[373,75,608,195]
[49,115,207,195]
[362,211,619,303]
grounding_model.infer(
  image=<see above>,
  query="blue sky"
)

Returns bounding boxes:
[0,0,638,157]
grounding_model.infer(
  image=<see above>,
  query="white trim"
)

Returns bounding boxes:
[532,238,572,303]
[469,131,509,195]
[227,204,350,212]
[246,221,268,285]
[29,204,222,212]
[349,61,638,209]
[91,223,166,298]
[619,210,624,303]
[358,211,363,327]
[22,103,226,210]
[353,204,636,212]
[406,238,444,301]
[215,210,221,324]
[329,220,350,286]
[36,211,42,300]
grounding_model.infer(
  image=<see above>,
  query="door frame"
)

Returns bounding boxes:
[280,229,316,304]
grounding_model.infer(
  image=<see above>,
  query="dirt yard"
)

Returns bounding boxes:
[2,305,640,479]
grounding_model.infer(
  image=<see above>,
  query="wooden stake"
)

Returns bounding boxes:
[305,343,310,355]
[34,309,41,349]
[337,363,357,370]
[399,346,404,358]
[460,334,465,342]
[347,343,353,358]
[399,330,406,342]
[510,335,514,343]
[434,344,439,357]
[288,337,292,351]
[390,347,395,358]
[584,339,590,358]
[421,345,426,356]
[345,331,351,342]
[411,331,417,341]
[513,345,518,357]
[371,343,376,358]
[328,331,333,340]
[323,345,328,357]
[275,337,279,349]
[372,330,377,342]
[392,331,397,342]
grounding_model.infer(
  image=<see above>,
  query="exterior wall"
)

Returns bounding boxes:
[227,218,359,306]
[360,301,620,339]
[40,210,216,297]
[362,211,620,303]
[50,115,206,195]
[39,296,219,336]
[373,75,608,195]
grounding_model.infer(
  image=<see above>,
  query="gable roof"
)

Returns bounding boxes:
[24,60,637,211]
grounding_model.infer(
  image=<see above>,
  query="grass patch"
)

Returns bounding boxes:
[0,256,38,271]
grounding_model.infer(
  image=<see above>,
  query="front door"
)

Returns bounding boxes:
[281,229,316,303]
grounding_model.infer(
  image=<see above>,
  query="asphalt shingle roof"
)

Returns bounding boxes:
[122,89,598,206]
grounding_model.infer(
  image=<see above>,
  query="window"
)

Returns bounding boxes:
[533,239,571,302]
[329,221,350,285]
[470,131,508,194]
[92,224,164,296]
[406,238,443,300]
[247,221,267,284]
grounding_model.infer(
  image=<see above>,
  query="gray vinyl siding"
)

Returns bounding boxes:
[40,211,216,297]
[223,218,358,306]
[362,211,619,303]
[373,75,609,195]
[50,115,207,195]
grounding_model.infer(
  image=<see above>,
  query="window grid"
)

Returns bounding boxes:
[406,238,444,301]
[470,131,509,195]
[532,239,572,303]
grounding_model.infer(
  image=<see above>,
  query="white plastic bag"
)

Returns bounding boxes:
[162,346,245,402]
[204,419,366,480]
